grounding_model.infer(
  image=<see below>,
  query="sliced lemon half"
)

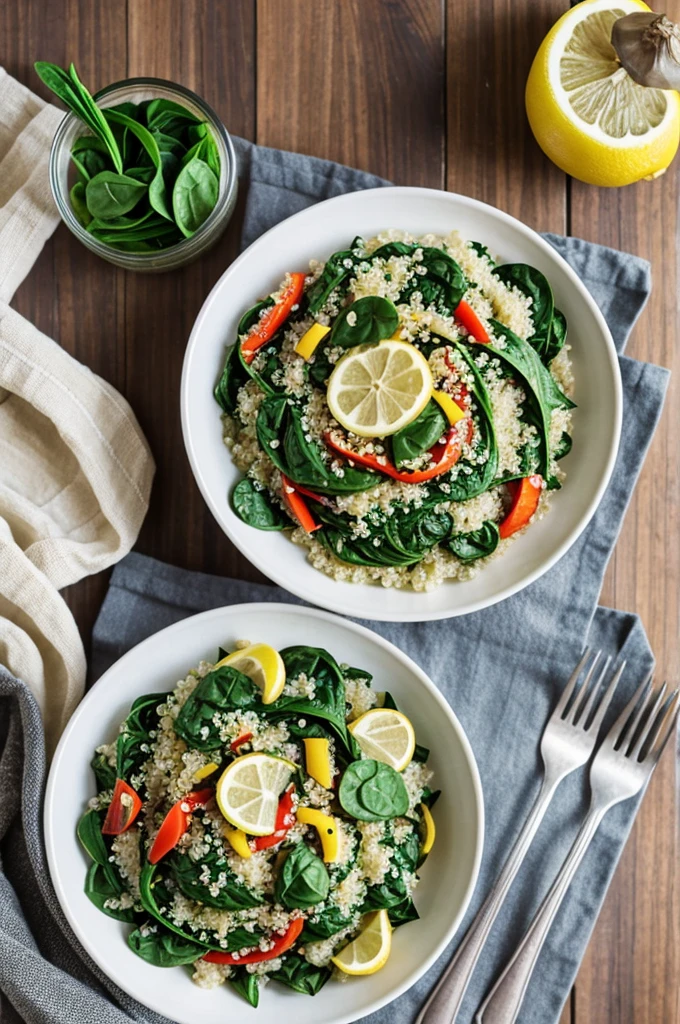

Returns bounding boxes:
[216,752,295,836]
[326,339,432,438]
[215,643,285,704]
[526,0,680,186]
[331,909,392,975]
[348,708,416,772]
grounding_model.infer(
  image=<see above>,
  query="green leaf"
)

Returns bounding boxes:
[170,849,261,910]
[116,692,165,782]
[314,500,452,569]
[339,760,409,821]
[267,646,354,753]
[274,843,330,909]
[104,109,173,222]
[77,808,109,866]
[84,171,147,219]
[231,478,288,530]
[330,296,399,349]
[69,181,91,227]
[400,248,467,313]
[174,665,259,751]
[128,925,205,967]
[214,342,249,414]
[493,263,560,364]
[90,750,116,792]
[172,156,219,237]
[145,97,200,129]
[269,955,331,995]
[229,968,260,1007]
[70,136,110,182]
[84,862,136,922]
[446,521,500,563]
[306,237,365,313]
[34,61,123,172]
[391,399,447,469]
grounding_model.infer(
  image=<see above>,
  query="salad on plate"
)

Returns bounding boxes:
[214,230,575,592]
[78,640,438,1007]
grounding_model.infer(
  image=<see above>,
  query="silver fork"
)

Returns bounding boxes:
[477,674,680,1024]
[416,649,624,1024]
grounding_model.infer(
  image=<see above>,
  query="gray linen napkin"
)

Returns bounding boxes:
[0,137,670,1024]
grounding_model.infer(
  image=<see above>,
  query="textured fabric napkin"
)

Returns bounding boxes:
[0,69,155,753]
[0,135,670,1024]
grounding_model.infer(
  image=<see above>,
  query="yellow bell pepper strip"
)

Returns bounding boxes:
[432,389,466,426]
[251,784,297,851]
[454,299,490,343]
[281,474,321,533]
[224,827,252,859]
[296,806,339,863]
[324,418,473,486]
[303,737,333,789]
[240,272,306,364]
[499,475,543,539]
[203,917,304,965]
[148,788,213,864]
[295,322,331,360]
[193,761,219,782]
[101,779,142,835]
[420,802,436,855]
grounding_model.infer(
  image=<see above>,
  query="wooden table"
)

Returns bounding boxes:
[4,2,678,1021]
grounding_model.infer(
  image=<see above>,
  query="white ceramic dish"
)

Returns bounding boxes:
[45,603,483,1024]
[181,187,622,620]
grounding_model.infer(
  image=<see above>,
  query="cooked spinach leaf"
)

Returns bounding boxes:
[269,955,331,995]
[84,862,137,922]
[231,478,288,530]
[116,692,164,782]
[170,849,261,910]
[305,237,364,313]
[174,665,259,750]
[330,296,399,349]
[446,521,500,563]
[392,399,447,469]
[229,968,260,1007]
[214,342,249,414]
[493,263,567,364]
[90,751,116,792]
[400,247,467,313]
[128,925,205,967]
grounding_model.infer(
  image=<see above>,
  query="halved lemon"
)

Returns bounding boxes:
[326,339,432,438]
[214,643,285,704]
[331,909,392,975]
[216,752,295,836]
[526,0,680,186]
[348,708,416,772]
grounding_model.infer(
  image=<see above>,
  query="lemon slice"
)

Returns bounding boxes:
[348,708,416,772]
[216,752,295,836]
[331,910,392,975]
[526,0,680,186]
[326,340,432,438]
[215,643,285,704]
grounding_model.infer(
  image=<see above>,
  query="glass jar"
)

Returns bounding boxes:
[48,77,238,272]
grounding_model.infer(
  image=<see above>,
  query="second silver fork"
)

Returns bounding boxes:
[416,649,624,1024]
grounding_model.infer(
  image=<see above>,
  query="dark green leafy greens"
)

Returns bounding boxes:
[339,759,409,821]
[274,843,330,909]
[35,61,220,252]
[446,521,500,563]
[330,296,399,349]
[231,478,288,530]
[392,399,447,469]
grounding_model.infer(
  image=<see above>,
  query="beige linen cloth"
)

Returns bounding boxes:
[0,69,154,753]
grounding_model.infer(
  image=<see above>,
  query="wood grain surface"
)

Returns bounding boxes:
[2,1,678,1020]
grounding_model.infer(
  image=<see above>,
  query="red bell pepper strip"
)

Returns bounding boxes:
[252,784,297,851]
[102,779,142,835]
[148,788,214,864]
[230,731,253,753]
[454,299,490,344]
[287,480,334,508]
[241,273,306,364]
[499,475,543,539]
[203,917,304,965]
[281,474,321,533]
[324,418,473,485]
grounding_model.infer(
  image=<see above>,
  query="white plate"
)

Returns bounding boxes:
[45,604,483,1024]
[181,187,622,620]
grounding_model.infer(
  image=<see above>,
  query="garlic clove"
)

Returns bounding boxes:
[611,12,680,91]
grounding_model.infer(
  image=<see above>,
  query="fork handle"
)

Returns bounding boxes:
[415,771,562,1024]
[476,804,607,1024]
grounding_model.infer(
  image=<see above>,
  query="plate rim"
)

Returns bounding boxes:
[181,186,622,620]
[45,601,485,1024]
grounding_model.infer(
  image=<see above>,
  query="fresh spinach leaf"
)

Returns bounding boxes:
[104,109,173,222]
[77,808,110,867]
[174,665,259,751]
[339,760,409,821]
[145,98,201,129]
[172,157,219,237]
[84,862,136,922]
[170,849,261,910]
[413,743,430,763]
[446,521,500,563]
[269,955,331,996]
[330,296,399,349]
[128,925,205,967]
[392,399,447,469]
[232,478,289,530]
[400,248,467,313]
[274,843,330,909]
[306,237,365,313]
[301,904,356,943]
[69,181,91,227]
[84,171,147,219]
[116,692,165,782]
[90,750,116,792]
